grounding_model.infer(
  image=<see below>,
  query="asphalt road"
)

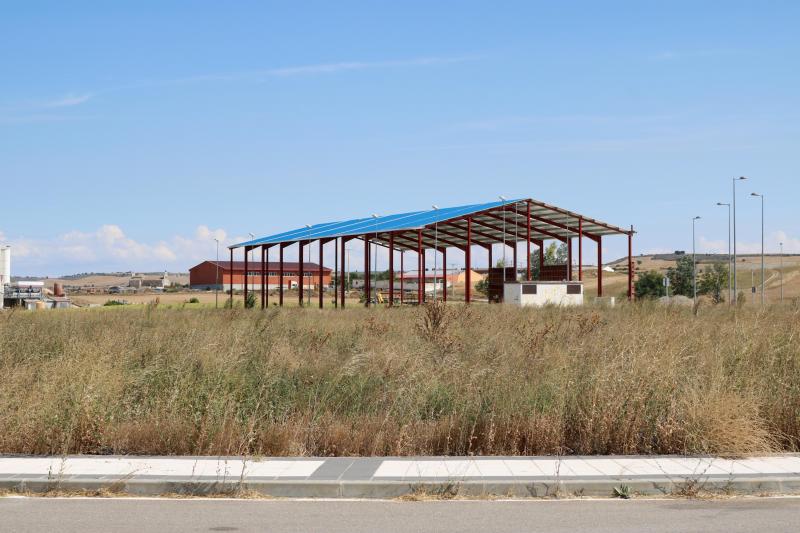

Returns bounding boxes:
[1,497,799,532]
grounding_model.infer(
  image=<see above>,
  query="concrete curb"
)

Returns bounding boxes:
[3,455,800,499]
[4,476,800,499]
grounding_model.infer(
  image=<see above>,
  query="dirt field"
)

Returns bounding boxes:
[69,290,365,308]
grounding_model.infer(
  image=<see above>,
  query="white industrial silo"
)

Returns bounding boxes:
[0,246,9,309]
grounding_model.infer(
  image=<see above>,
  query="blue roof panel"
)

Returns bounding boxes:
[233,199,525,248]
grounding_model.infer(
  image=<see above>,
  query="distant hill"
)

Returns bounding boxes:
[11,272,189,288]
[610,252,798,266]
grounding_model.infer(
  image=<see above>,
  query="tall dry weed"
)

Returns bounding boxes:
[0,303,797,457]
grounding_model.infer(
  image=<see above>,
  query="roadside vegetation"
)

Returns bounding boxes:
[1,302,798,457]
[635,256,731,302]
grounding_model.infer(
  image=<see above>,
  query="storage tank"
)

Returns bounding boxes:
[0,246,9,309]
[0,246,9,286]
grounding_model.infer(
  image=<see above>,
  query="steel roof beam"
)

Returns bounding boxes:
[527,200,630,235]
[478,213,568,243]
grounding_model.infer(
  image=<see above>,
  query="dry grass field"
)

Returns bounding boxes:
[1,302,799,458]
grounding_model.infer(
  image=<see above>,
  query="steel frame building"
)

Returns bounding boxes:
[229,198,634,309]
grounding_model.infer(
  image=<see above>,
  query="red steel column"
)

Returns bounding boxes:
[465,218,472,304]
[597,236,603,297]
[261,245,266,309]
[334,238,338,309]
[364,236,370,307]
[279,244,285,306]
[265,245,270,308]
[318,240,324,309]
[243,246,249,307]
[442,247,447,302]
[417,230,423,304]
[299,242,305,307]
[526,201,532,281]
[488,245,493,271]
[339,238,346,309]
[628,229,633,300]
[421,246,426,303]
[578,218,583,281]
[229,247,234,307]
[388,233,395,306]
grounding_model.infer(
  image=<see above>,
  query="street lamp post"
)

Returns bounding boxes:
[693,216,701,304]
[213,238,220,308]
[716,202,732,304]
[751,192,765,305]
[732,176,747,303]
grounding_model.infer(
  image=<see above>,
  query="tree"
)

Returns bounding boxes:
[528,242,568,278]
[474,277,489,295]
[698,262,729,303]
[666,256,694,297]
[634,270,666,299]
[245,291,257,308]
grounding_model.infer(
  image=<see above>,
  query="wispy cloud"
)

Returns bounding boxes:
[119,54,480,88]
[0,114,95,125]
[1,54,477,125]
[267,55,476,77]
[0,92,94,124]
[42,93,93,108]
[649,48,741,61]
[451,114,675,132]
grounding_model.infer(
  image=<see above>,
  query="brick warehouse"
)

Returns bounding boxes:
[189,261,332,291]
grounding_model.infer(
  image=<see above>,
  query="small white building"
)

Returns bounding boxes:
[503,281,584,307]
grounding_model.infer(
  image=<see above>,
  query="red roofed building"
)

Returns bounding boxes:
[189,261,332,291]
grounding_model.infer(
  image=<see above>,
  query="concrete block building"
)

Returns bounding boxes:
[189,261,332,291]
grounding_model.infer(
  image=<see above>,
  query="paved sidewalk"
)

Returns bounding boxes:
[2,455,800,498]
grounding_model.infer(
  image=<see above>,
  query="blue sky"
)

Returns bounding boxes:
[1,1,798,275]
